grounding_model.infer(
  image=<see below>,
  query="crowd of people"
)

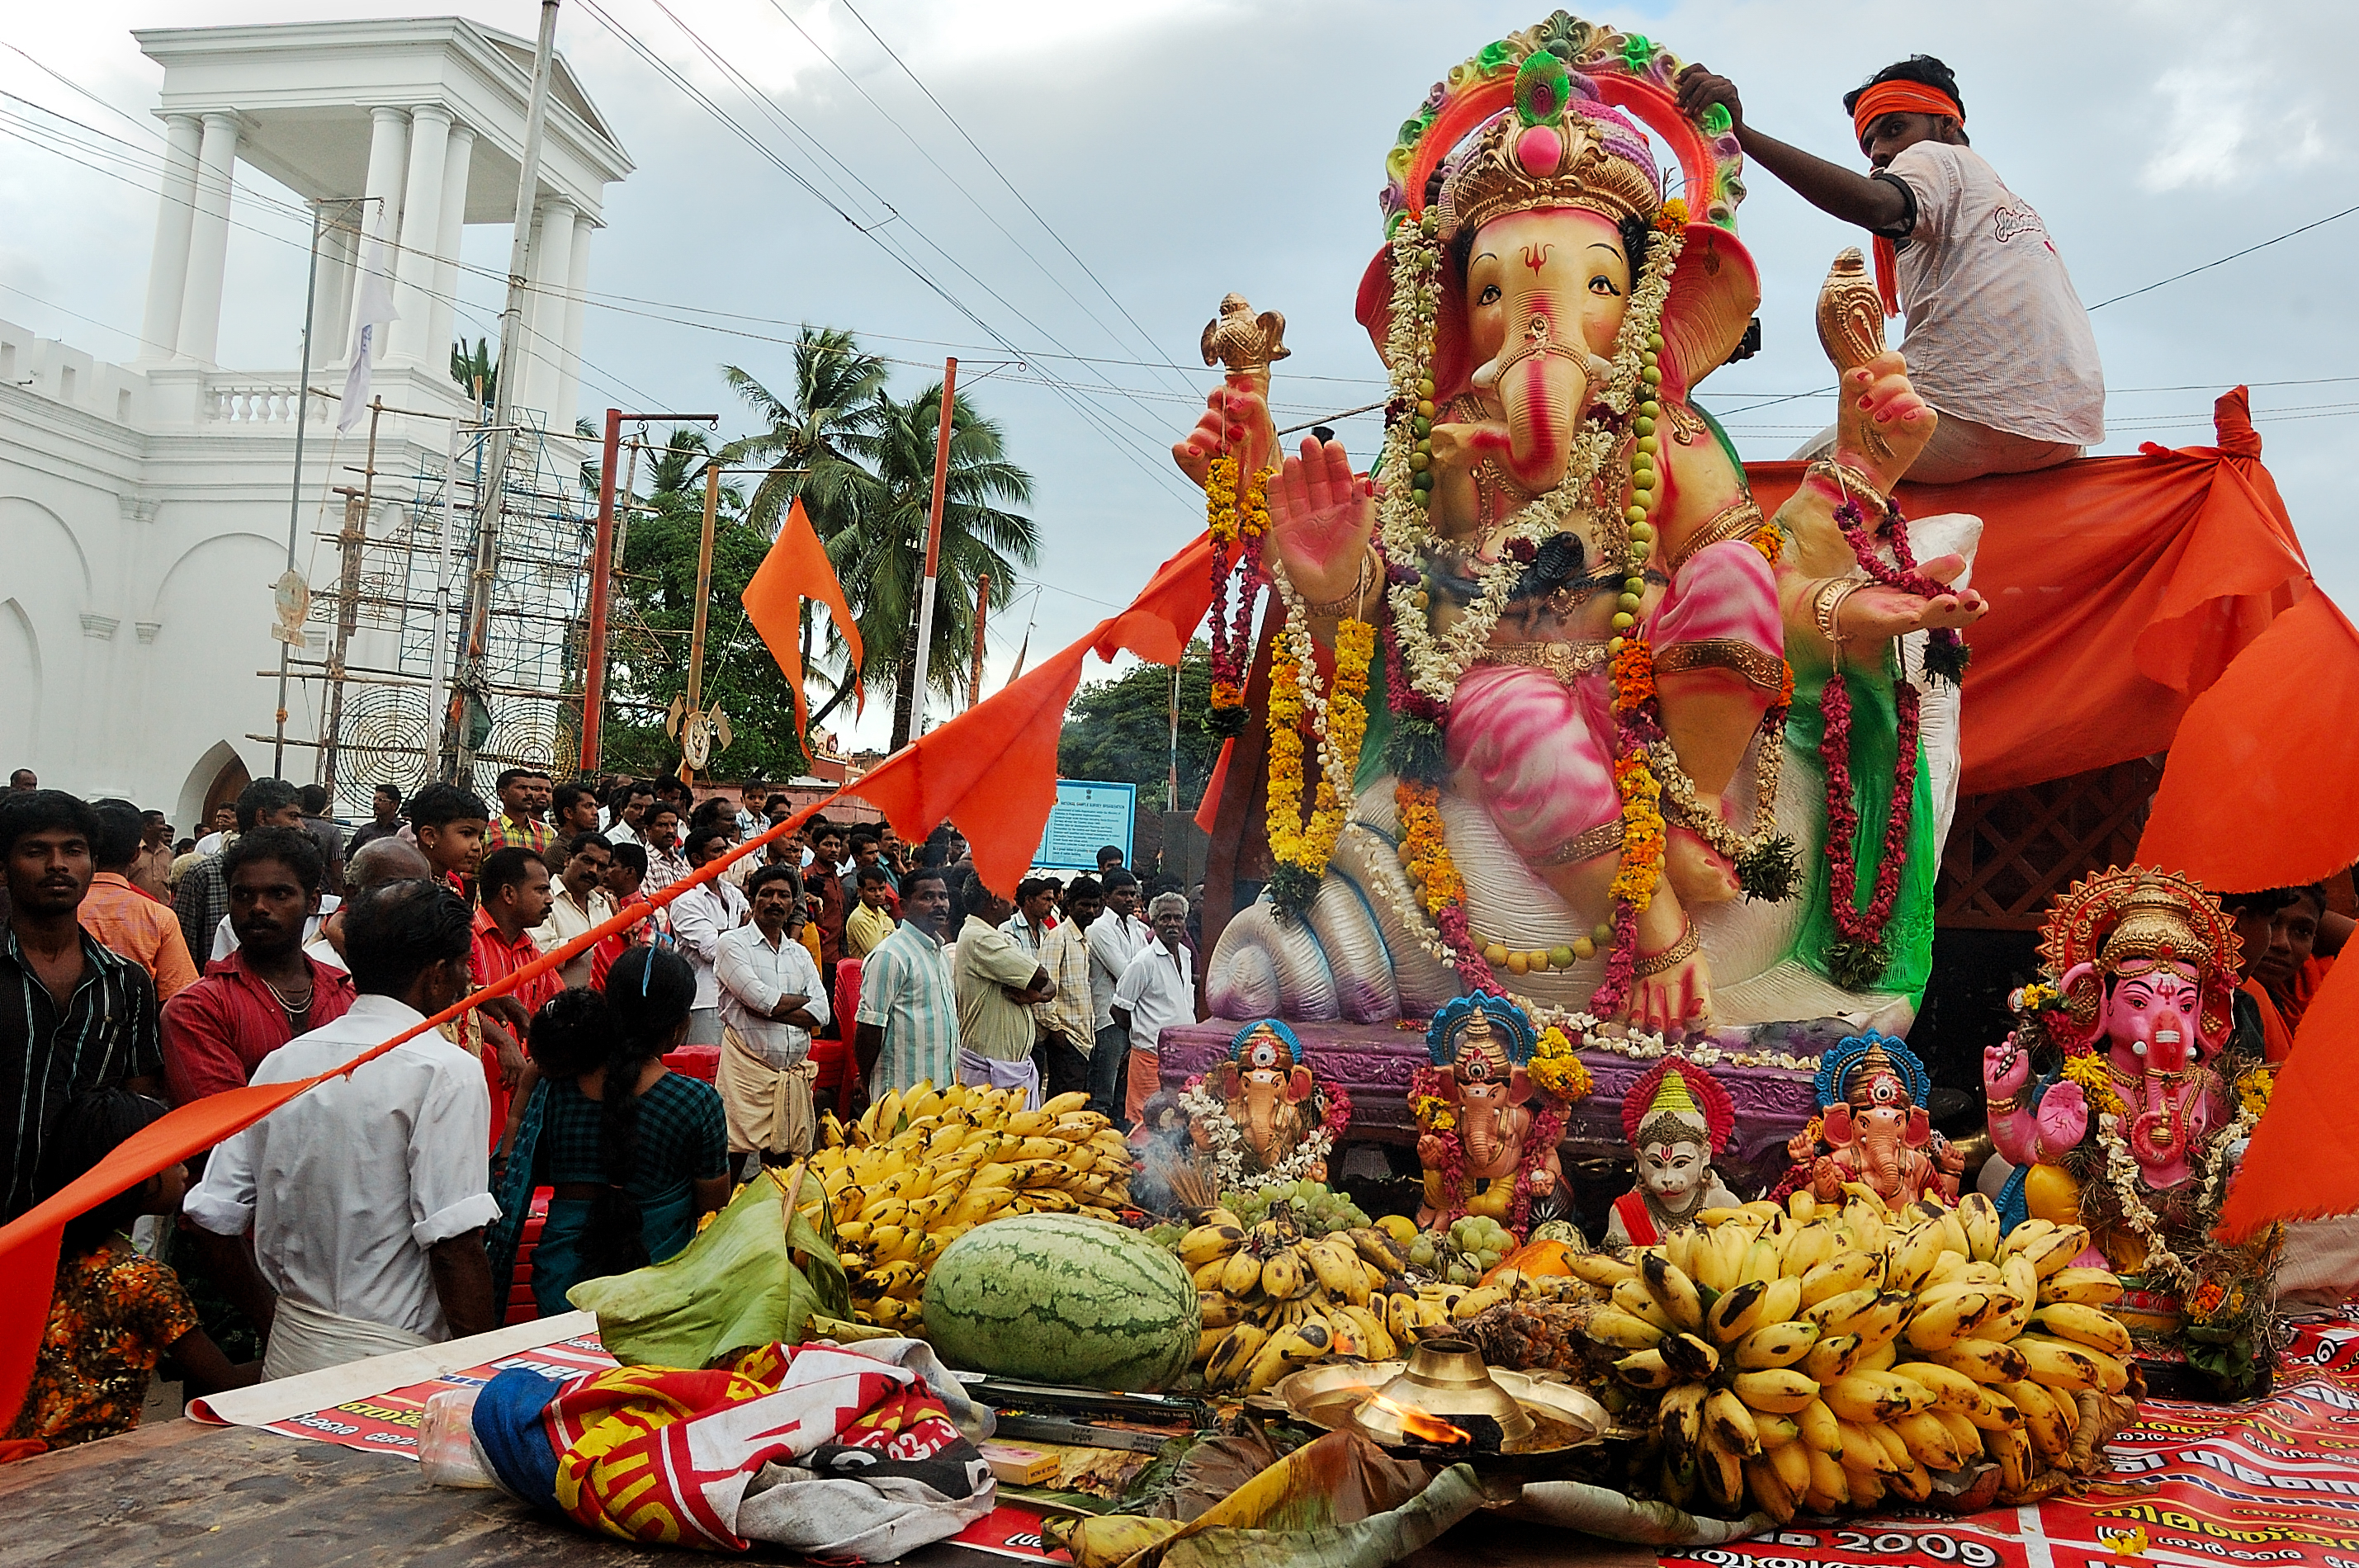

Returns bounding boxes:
[0,765,1207,1454]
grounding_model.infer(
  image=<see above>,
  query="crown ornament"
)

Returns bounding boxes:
[1436,49,1662,239]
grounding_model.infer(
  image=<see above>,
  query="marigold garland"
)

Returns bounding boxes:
[1262,593,1376,919]
[1608,754,1666,909]
[2061,1051,2125,1121]
[1205,456,1272,730]
[1528,1025,1596,1102]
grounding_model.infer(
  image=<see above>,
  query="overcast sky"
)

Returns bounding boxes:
[4,1,2353,754]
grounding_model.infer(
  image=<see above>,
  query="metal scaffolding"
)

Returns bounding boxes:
[286,411,598,819]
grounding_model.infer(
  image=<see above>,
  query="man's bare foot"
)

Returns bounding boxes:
[1664,826,1739,905]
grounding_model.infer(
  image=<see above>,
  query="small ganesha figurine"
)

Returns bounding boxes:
[1785,1031,1961,1209]
[1180,1019,1349,1196]
[1606,1058,1742,1246]
[1412,995,1571,1234]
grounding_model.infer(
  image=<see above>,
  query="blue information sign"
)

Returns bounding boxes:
[1036,780,1135,871]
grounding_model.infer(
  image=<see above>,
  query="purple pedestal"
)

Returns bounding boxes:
[1161,1018,1849,1204]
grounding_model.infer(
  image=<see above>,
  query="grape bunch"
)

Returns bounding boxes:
[1402,1216,1516,1284]
[1231,1180,1372,1237]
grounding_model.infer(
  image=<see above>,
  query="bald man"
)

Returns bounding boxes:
[307,838,434,973]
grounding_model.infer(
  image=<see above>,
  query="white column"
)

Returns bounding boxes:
[387,106,451,367]
[137,114,202,364]
[310,213,358,368]
[174,111,241,365]
[352,106,409,363]
[519,196,574,416]
[555,211,593,427]
[428,123,475,385]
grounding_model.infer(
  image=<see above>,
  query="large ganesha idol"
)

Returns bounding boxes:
[1183,14,1988,1039]
[1983,867,2278,1396]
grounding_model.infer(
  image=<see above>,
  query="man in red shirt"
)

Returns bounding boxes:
[161,827,357,1103]
[470,846,557,1143]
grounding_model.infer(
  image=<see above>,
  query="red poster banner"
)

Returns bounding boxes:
[252,1329,615,1457]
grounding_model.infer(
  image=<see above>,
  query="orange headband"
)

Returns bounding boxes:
[1851,81,1963,149]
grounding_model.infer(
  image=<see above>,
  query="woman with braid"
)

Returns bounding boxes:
[511,952,729,1315]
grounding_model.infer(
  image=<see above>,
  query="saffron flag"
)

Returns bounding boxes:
[743,498,863,736]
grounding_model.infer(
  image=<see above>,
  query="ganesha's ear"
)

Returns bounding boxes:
[1820,1103,1853,1147]
[1211,1061,1240,1100]
[1287,1065,1314,1104]
[1356,243,1473,403]
[1508,1065,1534,1105]
[1657,224,1760,404]
[1905,1104,1932,1150]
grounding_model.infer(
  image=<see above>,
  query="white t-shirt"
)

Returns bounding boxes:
[183,994,499,1344]
[1113,940,1194,1055]
[1884,141,2104,446]
[1086,913,1152,1034]
[669,876,750,1011]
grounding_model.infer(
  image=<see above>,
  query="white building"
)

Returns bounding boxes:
[0,17,628,831]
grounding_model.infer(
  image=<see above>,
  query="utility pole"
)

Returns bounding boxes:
[320,395,383,797]
[968,571,989,710]
[271,201,328,779]
[681,458,721,782]
[451,0,560,778]
[1169,661,1182,813]
[580,407,716,771]
[906,357,956,741]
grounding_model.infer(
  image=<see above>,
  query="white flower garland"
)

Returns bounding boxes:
[1351,816,1822,1070]
[1179,1080,1336,1196]
[1373,217,1684,706]
[2092,1072,2265,1295]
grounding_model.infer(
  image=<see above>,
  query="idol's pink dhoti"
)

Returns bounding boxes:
[1444,540,1782,862]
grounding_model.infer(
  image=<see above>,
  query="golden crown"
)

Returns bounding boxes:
[1438,101,1662,240]
[2097,875,2210,976]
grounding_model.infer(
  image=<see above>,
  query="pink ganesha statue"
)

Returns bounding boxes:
[1185,15,1988,1039]
[1784,1030,1960,1209]
[1412,994,1568,1231]
[1983,869,2242,1269]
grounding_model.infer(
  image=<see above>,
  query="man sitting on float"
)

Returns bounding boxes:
[1676,54,2103,483]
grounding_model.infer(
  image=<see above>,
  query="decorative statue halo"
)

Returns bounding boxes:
[1358,9,1760,403]
[2039,866,2242,1051]
[1621,1056,1735,1155]
[1229,1017,1306,1070]
[1426,994,1539,1067]
[1814,1031,1930,1111]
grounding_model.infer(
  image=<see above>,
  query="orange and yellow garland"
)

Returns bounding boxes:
[1265,613,1377,915]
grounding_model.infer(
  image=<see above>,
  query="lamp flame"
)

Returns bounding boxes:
[1362,1391,1471,1446]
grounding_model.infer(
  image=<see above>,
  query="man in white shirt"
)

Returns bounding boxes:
[1085,870,1151,1127]
[603,780,655,848]
[1112,892,1195,1131]
[715,864,830,1169]
[532,832,616,988]
[185,878,499,1381]
[1676,54,2101,483]
[669,823,749,1046]
[1000,876,1058,958]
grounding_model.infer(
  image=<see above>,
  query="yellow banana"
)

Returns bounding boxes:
[1801,1334,1863,1386]
[1848,1292,1914,1351]
[1931,1406,1984,1459]
[1260,1250,1317,1302]
[1804,1443,1851,1511]
[1220,1249,1264,1298]
[1902,1289,1999,1353]
[1705,1278,1773,1344]
[2012,1221,2092,1278]
[1614,1277,1676,1330]
[2030,1302,2134,1356]
[1657,1381,1706,1465]
[2004,1378,2072,1462]
[1197,1291,1245,1329]
[1741,1235,1785,1289]
[1853,1337,1898,1374]
[1841,1195,1889,1258]
[1804,1287,1882,1335]
[1587,1306,1668,1350]
[1743,1456,1799,1524]
[1734,1318,1819,1369]
[1892,1359,1987,1415]
[1986,1423,2032,1495]
[1825,1368,1936,1424]
[1755,1413,1800,1448]
[1194,1327,1227,1365]
[1763,1433,1813,1495]
[1698,1427,1745,1511]
[1885,1222,1946,1292]
[1451,1285,1510,1323]
[1730,1368,1819,1415]
[1306,1240,1371,1306]
[1837,1419,1904,1476]
[1704,1387,1763,1458]
[1569,1251,1638,1289]
[2014,1334,2103,1393]
[1191,1258,1232,1292]
[1788,1188,1818,1222]
[1893,1410,1966,1471]
[1346,1226,1410,1275]
[1641,1252,1707,1333]
[1660,1332,1721,1381]
[2040,1266,2127,1307]
[1796,1396,1844,1457]
[1039,1090,1091,1117]
[1799,1250,1883,1309]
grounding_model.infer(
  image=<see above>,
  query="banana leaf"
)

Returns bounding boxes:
[568,1169,850,1368]
[1507,1478,1774,1544]
[1161,1465,1487,1568]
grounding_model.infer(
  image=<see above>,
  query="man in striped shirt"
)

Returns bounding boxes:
[1,791,164,1221]
[853,865,957,1103]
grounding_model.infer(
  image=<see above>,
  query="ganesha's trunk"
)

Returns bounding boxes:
[1868,1135,1900,1195]
[1464,1108,1497,1169]
[1488,344,1588,494]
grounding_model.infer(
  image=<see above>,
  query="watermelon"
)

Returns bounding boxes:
[921,1216,1200,1391]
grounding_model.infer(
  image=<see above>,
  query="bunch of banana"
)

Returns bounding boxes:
[797,1084,1134,1330]
[1586,1185,2141,1523]
[1182,1208,1420,1394]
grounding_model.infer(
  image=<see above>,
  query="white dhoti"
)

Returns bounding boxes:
[262,1295,436,1382]
[720,1023,818,1156]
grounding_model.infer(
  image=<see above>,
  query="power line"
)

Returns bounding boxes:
[2083,201,2359,311]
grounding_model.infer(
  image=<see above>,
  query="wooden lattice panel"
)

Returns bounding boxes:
[1936,757,2163,929]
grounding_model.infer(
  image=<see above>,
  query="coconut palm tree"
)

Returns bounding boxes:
[821,380,1038,749]
[718,327,890,539]
[450,338,497,409]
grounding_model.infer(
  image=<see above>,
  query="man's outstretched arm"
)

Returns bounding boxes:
[1676,65,1910,234]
